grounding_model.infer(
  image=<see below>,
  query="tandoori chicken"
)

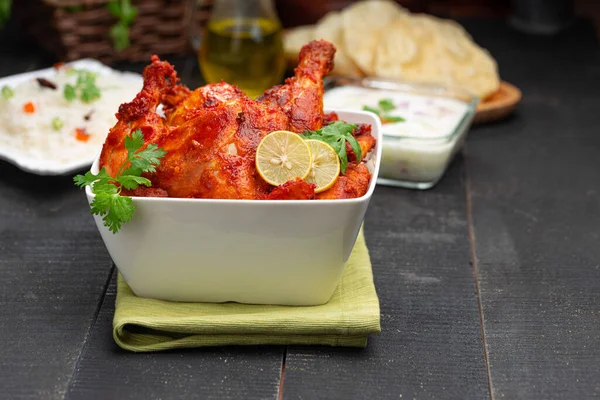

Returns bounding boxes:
[98,40,376,200]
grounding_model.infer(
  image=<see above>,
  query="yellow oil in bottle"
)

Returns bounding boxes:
[199,18,285,99]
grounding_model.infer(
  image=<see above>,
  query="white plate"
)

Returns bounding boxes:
[0,59,143,176]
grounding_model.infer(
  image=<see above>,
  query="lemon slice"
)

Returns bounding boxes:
[256,130,312,186]
[305,139,341,193]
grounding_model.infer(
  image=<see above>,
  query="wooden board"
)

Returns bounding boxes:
[2,16,600,400]
[0,161,114,399]
[473,81,522,124]
[465,18,600,399]
[282,160,491,400]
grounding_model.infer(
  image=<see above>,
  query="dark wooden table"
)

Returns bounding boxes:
[1,18,599,400]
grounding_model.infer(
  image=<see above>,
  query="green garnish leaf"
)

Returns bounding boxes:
[128,143,167,173]
[51,117,63,131]
[362,105,380,115]
[64,84,77,101]
[364,98,405,124]
[382,115,405,123]
[378,98,395,112]
[320,120,356,137]
[80,83,101,103]
[124,128,145,154]
[73,129,166,234]
[338,138,348,174]
[302,121,360,174]
[345,134,362,166]
[118,175,151,190]
[1,85,14,100]
[63,70,101,103]
[74,169,105,188]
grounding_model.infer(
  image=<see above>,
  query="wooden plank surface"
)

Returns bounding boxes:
[2,15,600,400]
[282,161,490,400]
[65,272,284,400]
[465,20,600,399]
[0,25,115,399]
[0,162,114,399]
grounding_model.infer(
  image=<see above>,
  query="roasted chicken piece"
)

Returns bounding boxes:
[98,40,374,200]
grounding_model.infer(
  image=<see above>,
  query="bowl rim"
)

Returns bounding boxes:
[324,76,479,143]
[85,109,382,205]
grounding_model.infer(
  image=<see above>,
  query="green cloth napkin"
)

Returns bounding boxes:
[113,229,380,352]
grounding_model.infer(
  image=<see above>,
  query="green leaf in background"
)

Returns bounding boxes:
[362,105,380,116]
[107,1,121,18]
[64,70,101,103]
[363,98,405,124]
[107,0,138,51]
[120,0,138,25]
[378,98,395,112]
[64,5,84,13]
[0,0,11,28]
[110,21,130,51]
[64,84,77,101]
[381,115,405,123]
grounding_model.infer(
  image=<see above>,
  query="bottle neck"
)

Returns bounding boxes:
[211,0,279,21]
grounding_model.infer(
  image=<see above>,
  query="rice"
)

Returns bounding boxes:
[0,66,142,168]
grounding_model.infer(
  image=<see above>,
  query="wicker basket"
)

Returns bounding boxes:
[14,0,212,64]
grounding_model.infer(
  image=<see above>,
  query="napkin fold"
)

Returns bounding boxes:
[113,229,380,352]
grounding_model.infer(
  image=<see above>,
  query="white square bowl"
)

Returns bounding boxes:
[86,110,382,306]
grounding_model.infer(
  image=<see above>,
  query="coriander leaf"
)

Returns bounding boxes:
[80,83,101,103]
[121,165,142,178]
[362,105,380,115]
[301,130,321,140]
[92,180,119,196]
[338,139,348,174]
[118,175,151,190]
[130,144,167,173]
[378,98,395,112]
[105,195,134,233]
[302,121,358,174]
[321,120,357,137]
[345,134,362,164]
[124,130,167,173]
[327,136,344,154]
[124,129,145,155]
[73,130,166,234]
[64,84,77,101]
[382,115,405,123]
[89,191,113,216]
[73,168,111,188]
[73,170,99,188]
